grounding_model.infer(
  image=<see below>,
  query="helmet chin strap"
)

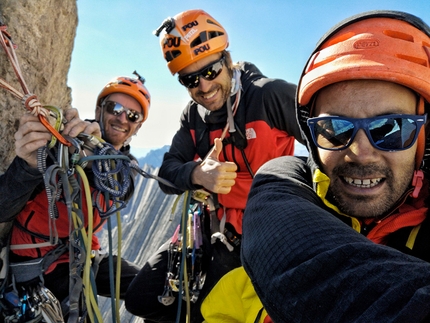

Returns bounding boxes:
[411,96,426,198]
[123,134,134,147]
[98,105,106,139]
[411,170,424,198]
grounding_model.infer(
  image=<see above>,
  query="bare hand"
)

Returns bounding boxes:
[15,108,101,169]
[191,138,237,194]
[15,113,52,168]
[62,108,101,138]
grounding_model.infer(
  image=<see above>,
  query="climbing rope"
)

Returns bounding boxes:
[0,21,71,147]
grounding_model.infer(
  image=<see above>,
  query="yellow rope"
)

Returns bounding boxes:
[75,165,103,322]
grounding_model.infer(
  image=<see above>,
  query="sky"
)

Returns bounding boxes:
[68,0,430,158]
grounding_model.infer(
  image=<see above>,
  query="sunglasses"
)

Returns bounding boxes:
[307,114,427,151]
[178,55,225,89]
[103,100,144,123]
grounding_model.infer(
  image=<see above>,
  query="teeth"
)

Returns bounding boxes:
[112,126,126,133]
[203,90,216,99]
[343,177,381,188]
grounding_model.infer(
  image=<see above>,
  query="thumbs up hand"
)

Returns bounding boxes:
[191,138,237,194]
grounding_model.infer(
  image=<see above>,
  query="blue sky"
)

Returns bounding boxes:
[68,0,430,157]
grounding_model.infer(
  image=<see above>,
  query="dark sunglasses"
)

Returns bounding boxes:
[307,114,427,151]
[103,100,144,123]
[178,55,225,89]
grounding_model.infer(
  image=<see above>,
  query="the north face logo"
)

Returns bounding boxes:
[246,128,256,140]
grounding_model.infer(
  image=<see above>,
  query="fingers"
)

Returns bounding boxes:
[207,138,223,161]
[14,109,102,168]
[211,177,236,194]
[15,113,51,141]
[62,108,102,138]
[191,138,238,193]
[63,108,79,121]
[15,113,52,168]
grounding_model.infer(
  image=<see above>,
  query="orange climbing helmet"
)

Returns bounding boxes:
[297,10,430,170]
[154,9,229,75]
[97,72,151,122]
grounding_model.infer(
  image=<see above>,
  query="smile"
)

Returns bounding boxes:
[343,176,382,188]
[202,89,218,99]
[112,125,127,133]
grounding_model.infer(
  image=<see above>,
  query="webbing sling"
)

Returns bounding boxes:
[9,244,68,283]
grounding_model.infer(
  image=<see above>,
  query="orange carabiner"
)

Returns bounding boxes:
[38,114,71,147]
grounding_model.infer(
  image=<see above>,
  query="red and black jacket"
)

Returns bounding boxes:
[0,144,135,273]
[158,62,304,234]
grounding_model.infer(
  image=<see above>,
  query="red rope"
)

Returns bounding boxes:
[0,24,71,146]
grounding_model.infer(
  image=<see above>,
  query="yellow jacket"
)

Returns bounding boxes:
[201,266,272,323]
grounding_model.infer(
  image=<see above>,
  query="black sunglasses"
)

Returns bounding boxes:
[178,55,225,89]
[307,114,427,151]
[103,101,144,123]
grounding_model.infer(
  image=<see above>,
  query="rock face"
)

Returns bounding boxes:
[0,0,77,172]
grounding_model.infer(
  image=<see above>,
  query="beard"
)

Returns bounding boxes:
[326,162,413,218]
[192,80,231,112]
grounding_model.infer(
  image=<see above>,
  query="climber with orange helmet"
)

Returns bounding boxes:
[125,9,303,323]
[239,10,430,321]
[95,72,150,151]
[0,72,150,319]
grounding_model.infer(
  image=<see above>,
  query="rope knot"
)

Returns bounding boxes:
[22,93,49,117]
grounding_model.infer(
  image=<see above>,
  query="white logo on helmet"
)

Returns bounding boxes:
[184,28,197,42]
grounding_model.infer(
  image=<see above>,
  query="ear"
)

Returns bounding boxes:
[134,122,143,135]
[95,105,102,121]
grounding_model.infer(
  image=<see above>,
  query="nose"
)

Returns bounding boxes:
[116,110,129,123]
[196,77,212,92]
[345,129,380,163]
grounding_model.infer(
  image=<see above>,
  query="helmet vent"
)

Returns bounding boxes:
[383,29,414,42]
[165,50,181,62]
[190,31,225,48]
[207,19,222,28]
[396,54,428,67]
[139,90,150,102]
[322,32,355,49]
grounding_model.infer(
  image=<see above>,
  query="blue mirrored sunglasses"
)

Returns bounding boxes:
[307,114,427,151]
[103,100,143,123]
[178,55,225,89]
